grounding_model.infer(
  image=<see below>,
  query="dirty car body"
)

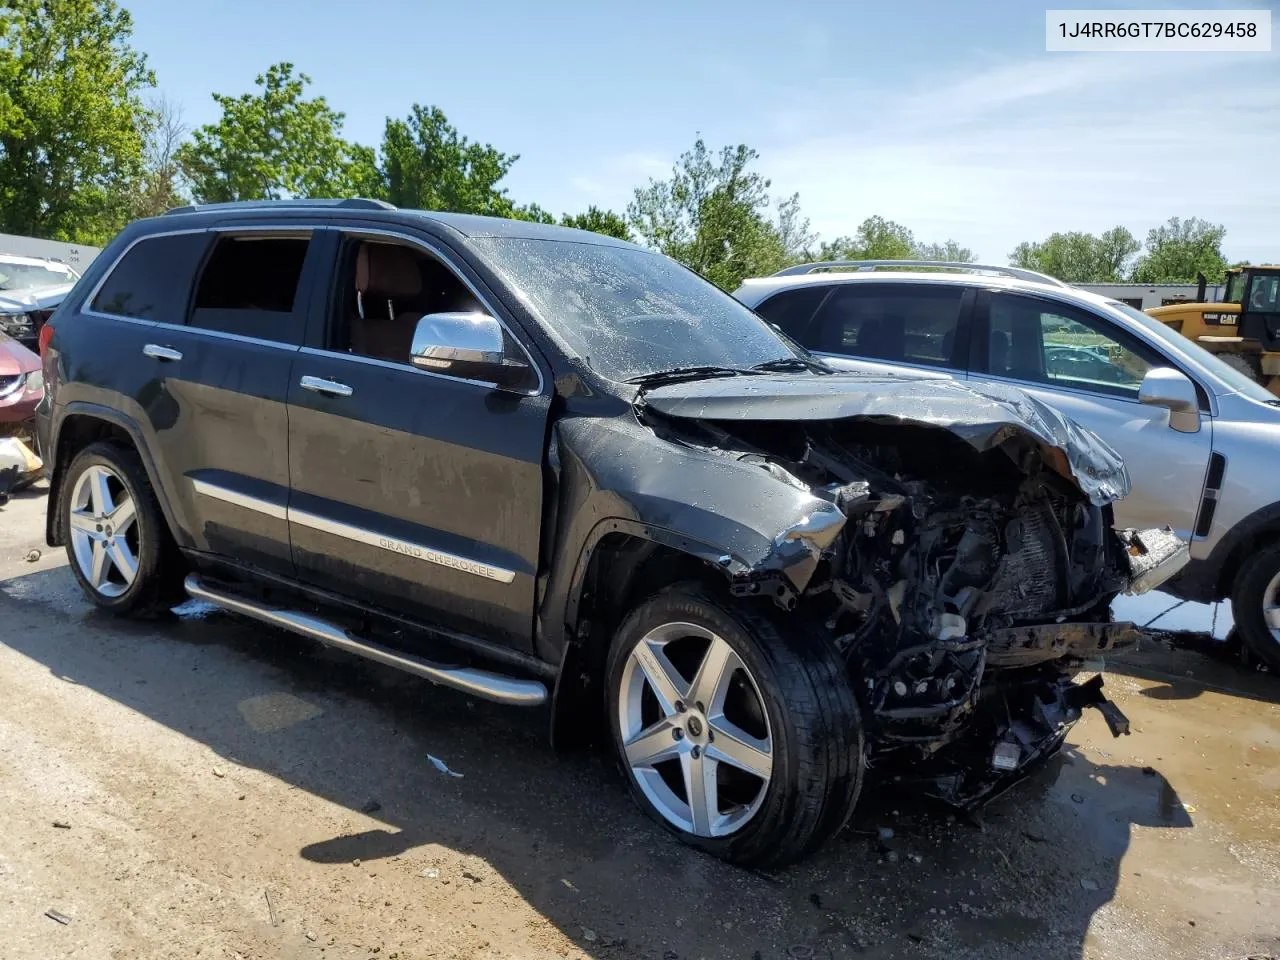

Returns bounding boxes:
[39,205,1186,866]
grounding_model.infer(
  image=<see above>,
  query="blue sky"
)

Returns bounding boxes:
[127,0,1278,264]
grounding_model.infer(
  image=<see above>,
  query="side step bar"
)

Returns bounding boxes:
[184,575,548,707]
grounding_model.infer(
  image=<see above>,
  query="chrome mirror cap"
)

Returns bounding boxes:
[410,311,530,388]
[411,312,505,370]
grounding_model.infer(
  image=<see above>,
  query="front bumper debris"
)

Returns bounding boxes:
[881,672,1131,810]
[1122,526,1190,595]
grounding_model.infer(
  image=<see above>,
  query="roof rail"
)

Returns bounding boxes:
[772,259,1069,288]
[163,198,396,216]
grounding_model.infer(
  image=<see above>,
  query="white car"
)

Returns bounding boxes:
[735,260,1280,670]
[0,253,79,350]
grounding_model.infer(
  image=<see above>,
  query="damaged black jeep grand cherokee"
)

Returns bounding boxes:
[37,200,1188,866]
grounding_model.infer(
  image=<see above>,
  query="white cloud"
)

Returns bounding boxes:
[756,53,1280,262]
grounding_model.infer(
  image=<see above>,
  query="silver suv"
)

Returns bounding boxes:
[735,260,1280,670]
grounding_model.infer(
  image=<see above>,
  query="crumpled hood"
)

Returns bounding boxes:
[639,373,1130,505]
[0,281,73,313]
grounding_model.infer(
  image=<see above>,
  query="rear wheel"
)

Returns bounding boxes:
[606,583,864,866]
[60,442,183,616]
[1232,544,1280,672]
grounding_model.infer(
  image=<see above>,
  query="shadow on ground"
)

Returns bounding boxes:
[0,563,1204,959]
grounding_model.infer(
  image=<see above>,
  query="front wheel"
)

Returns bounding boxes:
[1232,543,1280,673]
[606,583,864,867]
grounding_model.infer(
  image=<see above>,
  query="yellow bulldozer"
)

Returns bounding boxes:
[1146,265,1280,396]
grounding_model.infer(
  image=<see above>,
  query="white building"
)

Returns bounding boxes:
[0,232,101,272]
[1075,282,1224,310]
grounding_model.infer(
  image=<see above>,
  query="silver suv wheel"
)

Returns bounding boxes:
[68,463,140,598]
[617,621,773,838]
[1264,570,1280,645]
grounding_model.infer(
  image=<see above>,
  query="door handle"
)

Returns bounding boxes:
[143,344,183,362]
[299,375,353,398]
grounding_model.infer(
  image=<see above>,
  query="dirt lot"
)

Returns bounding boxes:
[1,481,1278,960]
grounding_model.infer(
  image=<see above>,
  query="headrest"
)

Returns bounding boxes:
[355,244,422,299]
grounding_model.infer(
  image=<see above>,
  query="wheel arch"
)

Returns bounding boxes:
[46,404,183,550]
[549,520,741,750]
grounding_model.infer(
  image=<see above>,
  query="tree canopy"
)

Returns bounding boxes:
[816,216,975,264]
[1009,227,1139,283]
[0,0,155,244]
[176,63,377,204]
[628,138,813,290]
[1131,217,1229,284]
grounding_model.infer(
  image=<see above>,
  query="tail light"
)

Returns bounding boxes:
[37,320,55,359]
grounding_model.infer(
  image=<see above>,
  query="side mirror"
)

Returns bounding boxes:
[410,312,530,389]
[1138,367,1200,433]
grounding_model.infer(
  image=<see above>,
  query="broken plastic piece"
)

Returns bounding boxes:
[991,741,1021,771]
[427,754,464,778]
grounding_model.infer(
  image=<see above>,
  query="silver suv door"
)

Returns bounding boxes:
[974,290,1213,540]
[753,282,974,380]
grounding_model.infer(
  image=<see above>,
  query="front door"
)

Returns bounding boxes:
[974,290,1213,540]
[285,227,550,649]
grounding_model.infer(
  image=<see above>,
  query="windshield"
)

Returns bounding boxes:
[471,238,806,382]
[1106,300,1279,404]
[0,261,75,291]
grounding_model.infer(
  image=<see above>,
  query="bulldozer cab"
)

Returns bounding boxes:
[1230,266,1280,350]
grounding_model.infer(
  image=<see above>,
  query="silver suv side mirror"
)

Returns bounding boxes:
[1138,367,1200,433]
[410,312,529,388]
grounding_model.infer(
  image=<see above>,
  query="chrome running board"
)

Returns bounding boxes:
[183,575,548,707]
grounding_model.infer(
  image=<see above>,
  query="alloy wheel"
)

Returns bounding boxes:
[68,464,140,598]
[1264,570,1280,645]
[617,621,773,838]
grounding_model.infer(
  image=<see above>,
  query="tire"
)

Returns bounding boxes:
[59,441,184,616]
[606,582,864,867]
[1231,543,1280,673]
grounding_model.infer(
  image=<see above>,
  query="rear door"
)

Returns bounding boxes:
[973,290,1213,539]
[754,281,973,379]
[84,223,329,575]
[285,224,551,650]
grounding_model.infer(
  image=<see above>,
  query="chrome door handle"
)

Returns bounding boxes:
[299,375,353,398]
[143,344,183,362]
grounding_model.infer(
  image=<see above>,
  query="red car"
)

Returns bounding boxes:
[0,330,43,437]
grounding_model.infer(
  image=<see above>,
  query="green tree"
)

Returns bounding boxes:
[628,138,812,290]
[380,104,519,214]
[1131,217,1228,283]
[177,63,377,203]
[0,0,155,243]
[816,217,974,263]
[913,239,976,263]
[1009,226,1139,282]
[561,205,630,240]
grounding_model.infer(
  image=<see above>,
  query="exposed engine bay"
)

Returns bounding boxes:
[637,378,1190,806]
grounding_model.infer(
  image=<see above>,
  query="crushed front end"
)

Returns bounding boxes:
[639,378,1189,808]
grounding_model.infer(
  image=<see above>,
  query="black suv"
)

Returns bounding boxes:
[36,199,1186,866]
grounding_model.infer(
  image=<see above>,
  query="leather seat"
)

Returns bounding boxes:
[350,244,425,362]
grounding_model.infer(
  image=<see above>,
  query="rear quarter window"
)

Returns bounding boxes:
[89,232,210,322]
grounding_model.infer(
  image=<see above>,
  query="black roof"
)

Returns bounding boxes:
[159,198,637,248]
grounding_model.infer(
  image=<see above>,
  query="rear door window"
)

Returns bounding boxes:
[89,232,210,322]
[986,293,1162,399]
[808,283,969,369]
[188,235,311,344]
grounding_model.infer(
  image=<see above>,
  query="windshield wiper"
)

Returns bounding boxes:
[626,365,760,386]
[751,356,829,374]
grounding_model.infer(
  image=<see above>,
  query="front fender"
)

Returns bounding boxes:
[536,414,846,664]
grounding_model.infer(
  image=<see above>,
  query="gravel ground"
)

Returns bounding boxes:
[1,481,1278,960]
